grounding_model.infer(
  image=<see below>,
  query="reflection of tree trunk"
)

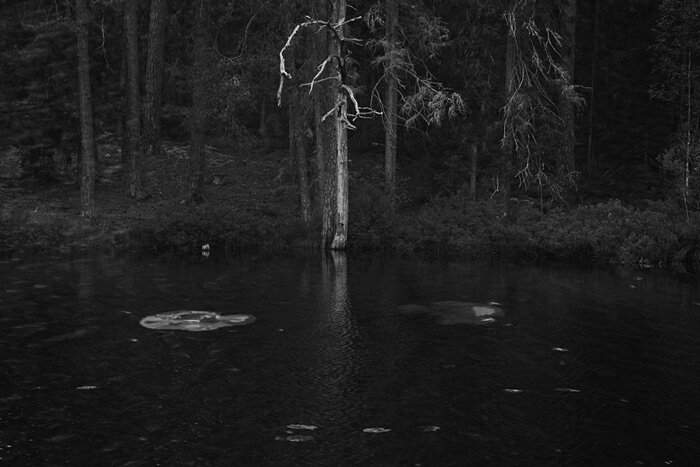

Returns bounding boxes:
[384,0,398,207]
[470,142,478,199]
[560,0,577,172]
[143,0,166,158]
[189,0,208,203]
[124,0,143,198]
[76,0,95,217]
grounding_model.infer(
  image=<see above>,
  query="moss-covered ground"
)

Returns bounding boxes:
[2,135,700,268]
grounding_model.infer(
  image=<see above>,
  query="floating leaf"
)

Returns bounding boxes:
[286,424,318,431]
[139,310,255,331]
[363,428,391,433]
[420,425,441,432]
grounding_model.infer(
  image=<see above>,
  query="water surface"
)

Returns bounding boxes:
[2,252,700,466]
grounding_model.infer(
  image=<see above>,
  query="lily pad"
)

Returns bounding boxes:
[286,424,318,431]
[363,427,391,433]
[398,300,504,325]
[139,310,255,331]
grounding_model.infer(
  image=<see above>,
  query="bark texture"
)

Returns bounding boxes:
[384,0,398,205]
[124,0,142,198]
[143,0,166,158]
[76,0,95,217]
[189,0,208,203]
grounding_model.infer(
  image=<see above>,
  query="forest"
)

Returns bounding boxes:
[1,0,700,266]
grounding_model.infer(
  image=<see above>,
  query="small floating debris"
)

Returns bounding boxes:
[504,388,523,393]
[552,347,569,352]
[139,310,255,331]
[363,427,391,434]
[420,425,441,432]
[76,386,98,390]
[286,424,318,431]
[398,301,504,325]
[554,388,581,393]
[275,435,313,442]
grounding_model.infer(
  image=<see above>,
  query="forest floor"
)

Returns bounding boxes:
[2,134,700,267]
[0,134,304,254]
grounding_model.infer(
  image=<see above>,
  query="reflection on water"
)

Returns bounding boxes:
[2,253,700,465]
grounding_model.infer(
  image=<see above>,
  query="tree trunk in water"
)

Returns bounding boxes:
[124,0,142,198]
[76,0,95,217]
[329,0,348,250]
[318,0,338,249]
[384,0,398,207]
[189,0,207,203]
[331,90,349,250]
[143,0,166,158]
[560,0,577,173]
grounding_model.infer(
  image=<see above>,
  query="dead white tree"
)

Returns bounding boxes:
[278,6,377,250]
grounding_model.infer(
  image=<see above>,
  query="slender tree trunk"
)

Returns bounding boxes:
[124,0,142,198]
[291,87,312,225]
[560,0,577,173]
[143,0,166,158]
[502,2,516,203]
[312,0,328,211]
[189,0,208,203]
[76,0,95,217]
[384,0,398,206]
[586,0,599,170]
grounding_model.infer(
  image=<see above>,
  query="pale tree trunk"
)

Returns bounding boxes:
[124,0,143,198]
[76,0,95,217]
[384,0,398,206]
[560,0,577,172]
[329,0,348,250]
[143,0,166,158]
[189,0,208,203]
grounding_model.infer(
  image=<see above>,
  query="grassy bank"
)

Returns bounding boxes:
[2,138,699,266]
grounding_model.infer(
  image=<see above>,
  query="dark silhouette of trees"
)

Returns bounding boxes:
[144,0,167,158]
[189,0,209,204]
[124,0,143,198]
[75,0,95,217]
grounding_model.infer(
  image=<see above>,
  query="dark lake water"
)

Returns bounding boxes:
[2,252,700,466]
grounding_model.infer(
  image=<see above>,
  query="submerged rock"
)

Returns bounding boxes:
[398,300,504,325]
[139,310,255,331]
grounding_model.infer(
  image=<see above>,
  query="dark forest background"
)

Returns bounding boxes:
[1,0,699,263]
